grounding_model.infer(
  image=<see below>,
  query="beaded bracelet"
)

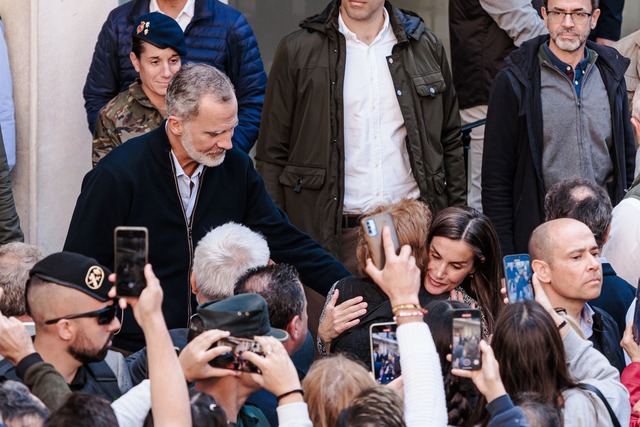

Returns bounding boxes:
[392,304,427,315]
[393,310,425,321]
[276,389,304,402]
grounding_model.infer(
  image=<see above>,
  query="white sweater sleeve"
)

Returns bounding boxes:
[397,321,447,427]
[111,380,152,427]
[275,402,313,427]
[479,0,548,47]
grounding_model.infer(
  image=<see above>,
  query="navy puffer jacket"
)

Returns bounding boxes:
[83,0,266,153]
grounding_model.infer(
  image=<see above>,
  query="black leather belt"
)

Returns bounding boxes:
[342,214,361,229]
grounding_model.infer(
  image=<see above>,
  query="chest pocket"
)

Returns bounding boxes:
[412,71,446,97]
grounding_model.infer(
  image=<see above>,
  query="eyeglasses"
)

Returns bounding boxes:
[546,10,593,24]
[45,303,118,325]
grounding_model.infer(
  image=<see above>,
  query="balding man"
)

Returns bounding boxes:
[0,252,127,401]
[529,218,625,371]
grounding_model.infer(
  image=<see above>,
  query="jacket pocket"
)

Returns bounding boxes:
[412,72,446,98]
[279,165,326,193]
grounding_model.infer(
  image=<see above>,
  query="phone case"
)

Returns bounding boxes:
[360,213,400,269]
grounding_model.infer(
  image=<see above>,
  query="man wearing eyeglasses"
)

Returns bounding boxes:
[482,0,635,256]
[0,252,129,401]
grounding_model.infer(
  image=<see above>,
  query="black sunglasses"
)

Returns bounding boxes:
[45,302,118,326]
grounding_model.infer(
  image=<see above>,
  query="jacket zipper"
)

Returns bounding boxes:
[168,153,206,324]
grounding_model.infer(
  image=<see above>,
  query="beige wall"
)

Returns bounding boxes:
[1,0,639,254]
[1,0,117,254]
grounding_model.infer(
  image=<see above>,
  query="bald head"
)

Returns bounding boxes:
[529,218,595,264]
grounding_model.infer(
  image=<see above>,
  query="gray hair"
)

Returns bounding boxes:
[0,243,43,317]
[166,62,235,121]
[192,223,270,301]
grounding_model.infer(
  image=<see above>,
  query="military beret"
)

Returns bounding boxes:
[132,12,187,56]
[28,252,112,302]
[192,294,289,341]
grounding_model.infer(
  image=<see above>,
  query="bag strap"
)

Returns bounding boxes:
[577,383,621,427]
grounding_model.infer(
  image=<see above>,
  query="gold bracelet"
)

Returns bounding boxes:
[392,304,427,314]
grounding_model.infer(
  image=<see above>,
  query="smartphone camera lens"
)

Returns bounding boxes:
[365,219,378,237]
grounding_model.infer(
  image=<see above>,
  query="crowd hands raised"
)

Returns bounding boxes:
[0,188,638,427]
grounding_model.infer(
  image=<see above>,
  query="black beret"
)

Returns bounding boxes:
[132,12,187,56]
[194,294,289,341]
[28,252,112,302]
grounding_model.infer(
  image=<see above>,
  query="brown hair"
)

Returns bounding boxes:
[302,354,376,427]
[355,199,432,276]
[472,301,576,425]
[427,206,503,333]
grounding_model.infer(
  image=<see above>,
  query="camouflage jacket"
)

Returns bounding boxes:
[92,80,164,166]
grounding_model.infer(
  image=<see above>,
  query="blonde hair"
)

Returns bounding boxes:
[355,199,432,276]
[302,354,376,427]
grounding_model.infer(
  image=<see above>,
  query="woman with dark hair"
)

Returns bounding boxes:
[425,206,503,336]
[469,295,630,426]
[318,205,503,365]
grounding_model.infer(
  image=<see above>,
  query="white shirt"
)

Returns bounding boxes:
[171,151,204,221]
[150,0,195,32]
[602,198,640,288]
[339,9,420,214]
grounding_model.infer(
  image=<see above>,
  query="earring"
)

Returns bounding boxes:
[469,272,474,279]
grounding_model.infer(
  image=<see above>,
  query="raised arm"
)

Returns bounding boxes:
[479,0,547,47]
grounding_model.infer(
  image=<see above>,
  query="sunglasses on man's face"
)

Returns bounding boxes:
[44,302,118,326]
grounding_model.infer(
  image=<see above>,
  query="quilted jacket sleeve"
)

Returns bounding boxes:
[224,11,267,154]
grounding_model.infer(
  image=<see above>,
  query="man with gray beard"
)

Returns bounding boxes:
[64,63,349,353]
[482,0,635,256]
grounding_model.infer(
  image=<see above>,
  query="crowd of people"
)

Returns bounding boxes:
[0,0,639,425]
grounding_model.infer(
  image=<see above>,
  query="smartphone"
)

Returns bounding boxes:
[114,226,149,297]
[369,322,400,384]
[503,254,533,303]
[211,337,264,373]
[361,213,400,269]
[633,282,640,345]
[452,309,482,370]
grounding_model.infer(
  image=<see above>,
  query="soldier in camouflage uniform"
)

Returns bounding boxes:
[92,12,186,166]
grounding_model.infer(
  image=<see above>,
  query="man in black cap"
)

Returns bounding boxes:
[0,252,126,401]
[92,11,186,166]
[182,293,290,426]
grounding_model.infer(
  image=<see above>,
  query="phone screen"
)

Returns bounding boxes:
[361,213,400,269]
[370,322,400,384]
[114,226,148,297]
[211,337,264,373]
[452,309,482,370]
[503,254,533,303]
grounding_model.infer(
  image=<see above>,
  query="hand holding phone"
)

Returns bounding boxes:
[503,254,533,303]
[361,213,400,269]
[452,309,482,371]
[114,226,149,297]
[211,337,264,373]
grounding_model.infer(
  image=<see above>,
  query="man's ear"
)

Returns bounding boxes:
[590,8,601,30]
[532,259,552,284]
[286,315,302,343]
[57,320,74,341]
[190,272,198,296]
[167,116,183,136]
